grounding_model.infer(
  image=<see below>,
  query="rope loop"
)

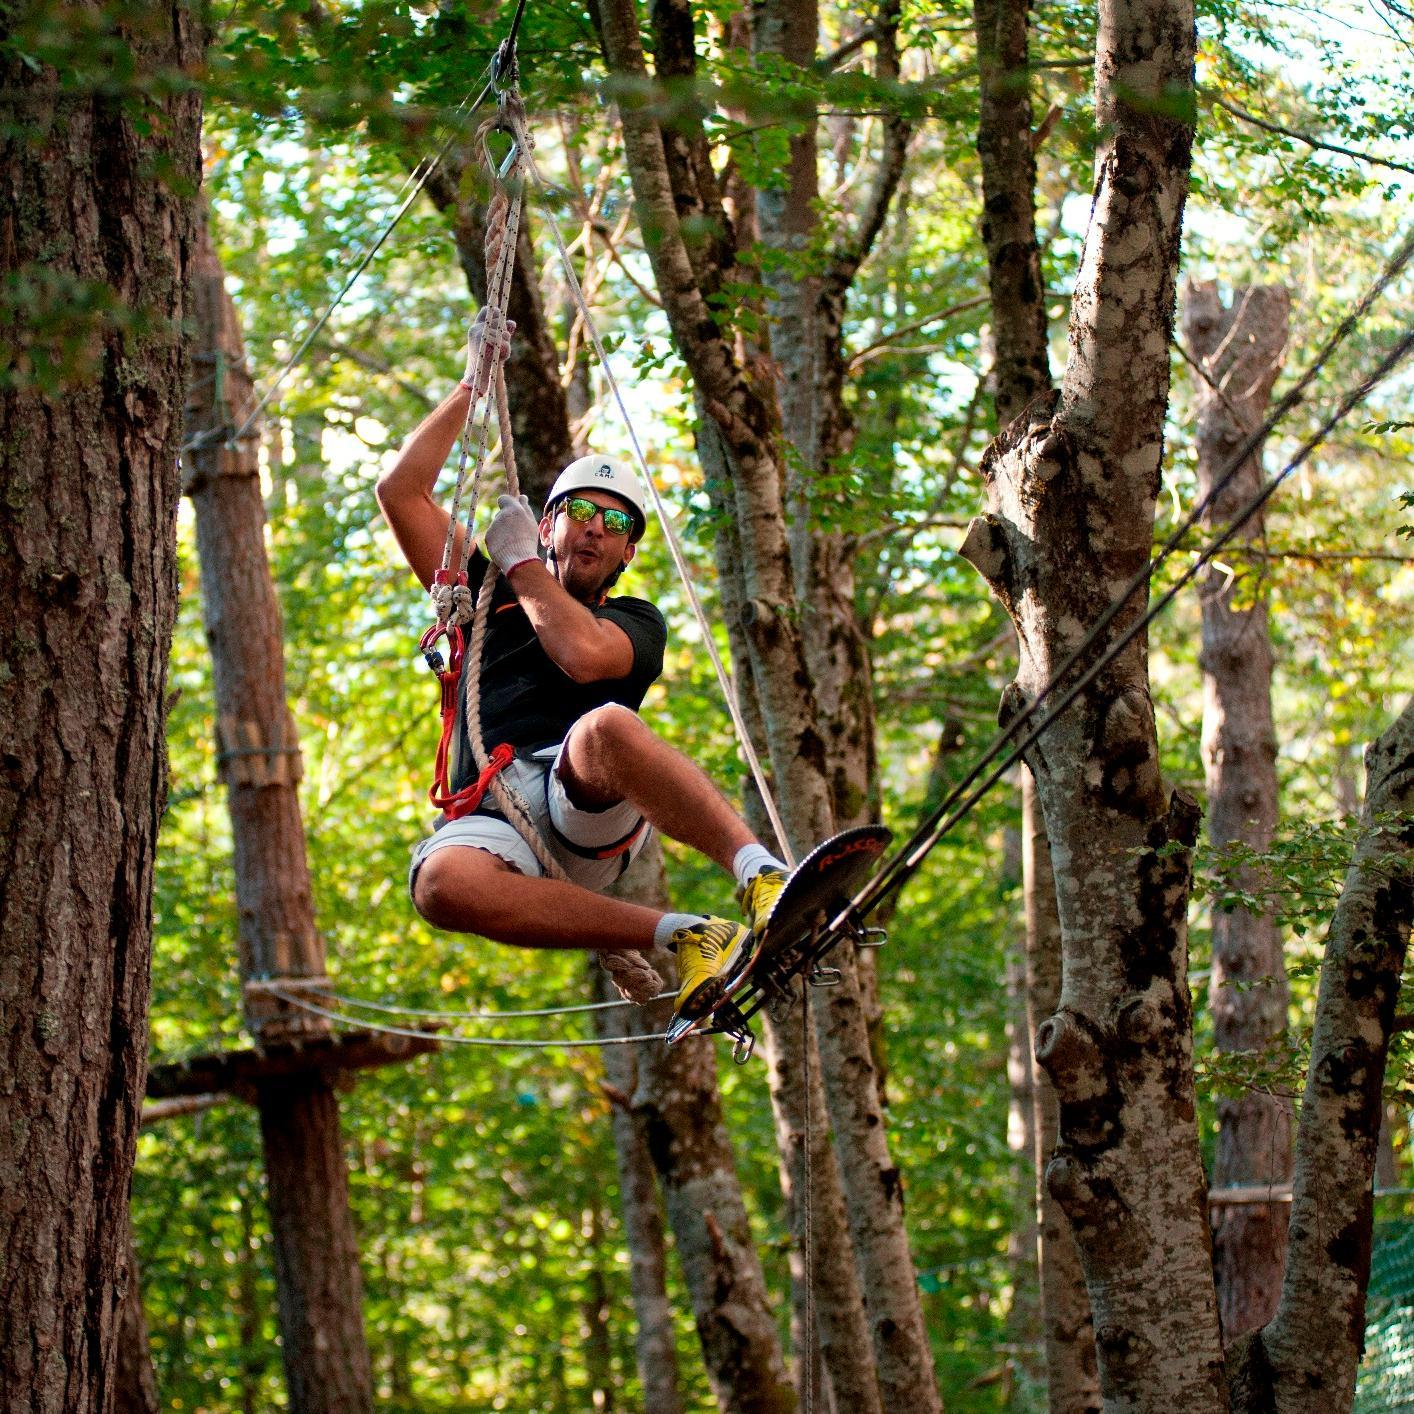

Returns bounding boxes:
[430,578,474,627]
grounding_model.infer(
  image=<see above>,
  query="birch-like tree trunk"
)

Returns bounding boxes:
[1023,776,1101,1412]
[699,422,883,1412]
[753,5,910,1187]
[1182,280,1293,1340]
[185,219,375,1414]
[1004,830,1042,1388]
[0,7,201,1406]
[603,847,794,1413]
[595,3,941,1405]
[968,4,1100,1398]
[958,0,1225,1402]
[1228,700,1414,1410]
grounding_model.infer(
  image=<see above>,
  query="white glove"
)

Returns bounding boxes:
[461,309,516,394]
[484,494,541,576]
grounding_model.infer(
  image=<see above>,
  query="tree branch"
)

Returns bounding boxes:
[1213,94,1414,178]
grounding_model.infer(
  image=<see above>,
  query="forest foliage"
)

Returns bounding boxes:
[8,0,1408,1405]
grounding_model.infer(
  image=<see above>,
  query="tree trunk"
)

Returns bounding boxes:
[967,4,1100,1401]
[1228,700,1414,1412]
[1004,834,1043,1392]
[255,1076,374,1413]
[1023,775,1101,1412]
[1182,280,1293,1342]
[594,910,685,1414]
[698,422,883,1414]
[593,0,835,848]
[972,0,1051,430]
[114,1228,160,1414]
[603,847,795,1414]
[958,0,1223,1402]
[619,0,939,1398]
[0,6,201,1407]
[185,217,375,1413]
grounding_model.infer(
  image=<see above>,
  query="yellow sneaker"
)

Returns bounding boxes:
[740,868,788,935]
[671,915,752,1018]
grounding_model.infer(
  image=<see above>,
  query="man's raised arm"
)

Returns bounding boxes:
[376,387,473,591]
[376,315,512,590]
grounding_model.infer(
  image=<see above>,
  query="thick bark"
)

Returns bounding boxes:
[114,1228,160,1414]
[1182,280,1293,1341]
[1023,775,1101,1412]
[0,7,201,1407]
[1228,701,1414,1413]
[255,1076,374,1414]
[604,847,794,1414]
[958,0,1218,1403]
[185,220,375,1413]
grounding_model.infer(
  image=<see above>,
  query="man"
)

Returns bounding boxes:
[376,317,787,1019]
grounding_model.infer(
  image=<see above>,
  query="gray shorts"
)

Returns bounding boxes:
[408,736,653,895]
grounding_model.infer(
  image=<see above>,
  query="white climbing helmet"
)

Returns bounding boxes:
[544,454,649,542]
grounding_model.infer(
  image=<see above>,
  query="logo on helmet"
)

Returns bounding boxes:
[597,464,613,478]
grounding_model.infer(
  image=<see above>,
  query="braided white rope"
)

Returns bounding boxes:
[435,125,526,598]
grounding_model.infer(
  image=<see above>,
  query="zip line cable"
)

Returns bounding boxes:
[187,68,498,455]
[276,988,669,1048]
[258,977,673,1021]
[851,308,1414,924]
[847,227,1414,914]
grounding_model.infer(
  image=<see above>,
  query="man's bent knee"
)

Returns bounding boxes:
[560,705,648,808]
[572,703,647,758]
[413,847,514,932]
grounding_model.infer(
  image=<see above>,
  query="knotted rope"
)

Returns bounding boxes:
[445,92,662,1006]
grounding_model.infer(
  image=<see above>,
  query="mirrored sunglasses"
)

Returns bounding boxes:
[562,496,634,537]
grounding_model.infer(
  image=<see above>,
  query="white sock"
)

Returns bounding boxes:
[732,843,788,889]
[654,911,707,950]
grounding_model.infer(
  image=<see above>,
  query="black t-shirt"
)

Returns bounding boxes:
[449,552,667,792]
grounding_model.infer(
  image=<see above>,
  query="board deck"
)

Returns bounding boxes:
[665,824,892,1053]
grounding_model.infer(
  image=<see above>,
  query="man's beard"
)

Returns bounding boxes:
[557,552,622,601]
